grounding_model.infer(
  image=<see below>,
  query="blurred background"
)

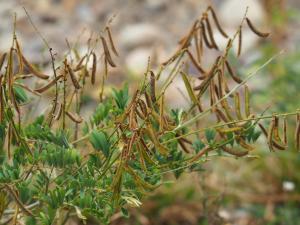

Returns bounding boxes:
[1,0,300,224]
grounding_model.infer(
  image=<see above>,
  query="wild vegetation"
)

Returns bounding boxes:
[0,6,299,225]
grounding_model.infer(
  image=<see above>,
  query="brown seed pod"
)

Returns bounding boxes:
[258,123,286,151]
[0,53,7,71]
[144,91,152,109]
[225,60,242,83]
[221,146,248,157]
[207,6,228,38]
[138,99,148,117]
[66,111,83,123]
[15,39,24,73]
[244,85,250,117]
[191,145,211,162]
[55,103,62,121]
[105,26,119,57]
[178,138,190,153]
[129,106,138,130]
[193,31,201,62]
[91,52,97,85]
[67,64,81,89]
[34,75,63,93]
[215,108,229,123]
[273,115,281,142]
[21,54,49,80]
[100,36,116,67]
[283,116,287,145]
[204,17,219,50]
[237,27,242,57]
[200,21,214,49]
[186,50,206,74]
[296,114,300,151]
[268,117,275,151]
[246,17,270,38]
[234,92,243,119]
[149,71,156,104]
[237,138,255,151]
[220,99,234,121]
[74,55,87,72]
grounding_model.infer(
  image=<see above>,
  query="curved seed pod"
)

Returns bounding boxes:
[237,138,255,151]
[283,116,287,145]
[237,27,242,57]
[268,117,275,151]
[129,107,138,130]
[273,115,281,142]
[193,31,201,62]
[244,85,250,117]
[296,114,300,151]
[138,99,148,116]
[186,50,206,74]
[258,123,286,151]
[144,91,152,109]
[105,26,119,56]
[234,92,243,119]
[14,83,41,96]
[178,138,190,153]
[67,64,80,89]
[221,99,234,121]
[21,54,49,79]
[207,6,228,38]
[191,145,211,162]
[215,108,229,123]
[74,55,87,72]
[34,75,63,93]
[221,146,248,157]
[66,111,83,123]
[136,107,146,120]
[225,60,242,83]
[0,53,7,71]
[200,21,214,49]
[55,103,62,121]
[246,17,270,38]
[91,52,97,85]
[150,71,156,104]
[15,39,24,73]
[100,36,116,67]
[204,17,218,50]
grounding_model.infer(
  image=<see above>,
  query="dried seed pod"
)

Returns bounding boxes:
[55,103,62,121]
[21,54,49,80]
[237,138,255,151]
[283,116,287,145]
[100,36,116,67]
[34,75,63,93]
[207,6,228,38]
[267,117,275,151]
[200,21,214,49]
[74,55,87,72]
[178,138,190,153]
[234,92,243,119]
[91,52,97,85]
[246,17,270,38]
[138,99,148,117]
[15,39,24,73]
[0,53,6,71]
[193,31,201,62]
[129,106,138,130]
[217,127,243,133]
[204,17,219,50]
[220,99,234,121]
[14,83,41,96]
[237,27,242,57]
[191,145,211,162]
[105,26,119,56]
[273,115,281,142]
[296,114,300,151]
[215,108,229,123]
[67,64,81,89]
[144,91,152,109]
[186,50,206,74]
[258,123,286,151]
[149,71,156,104]
[221,146,248,157]
[66,111,83,123]
[225,60,242,83]
[244,85,250,117]
[159,94,165,131]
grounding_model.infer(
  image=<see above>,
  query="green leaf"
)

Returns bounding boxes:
[121,207,129,218]
[112,83,129,110]
[192,139,205,153]
[89,131,110,157]
[205,129,216,144]
[13,85,28,104]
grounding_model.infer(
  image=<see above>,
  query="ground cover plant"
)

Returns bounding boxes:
[0,5,299,225]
